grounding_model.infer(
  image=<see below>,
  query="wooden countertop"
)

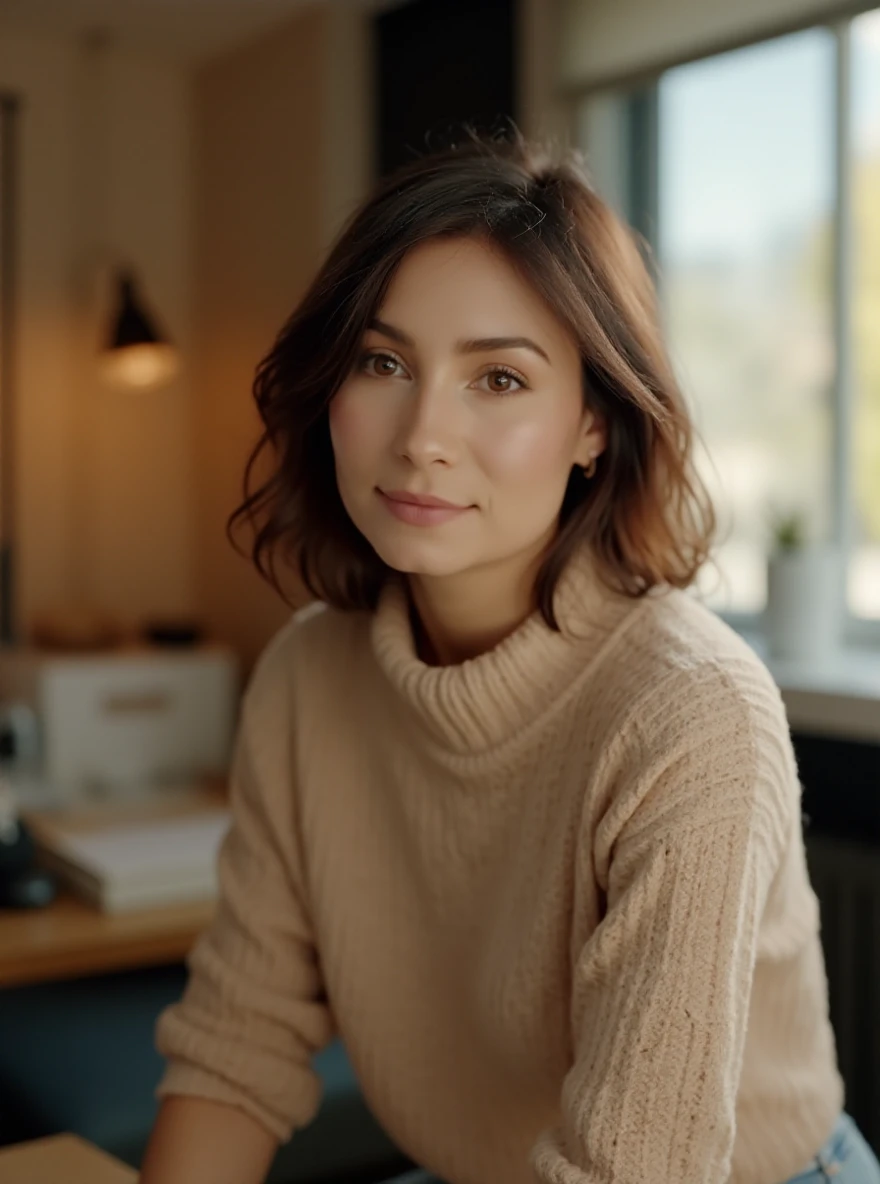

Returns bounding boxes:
[0,887,214,987]
[0,1133,136,1182]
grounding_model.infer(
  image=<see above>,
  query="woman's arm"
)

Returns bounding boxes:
[532,661,794,1184]
[139,1097,278,1184]
[147,620,336,1163]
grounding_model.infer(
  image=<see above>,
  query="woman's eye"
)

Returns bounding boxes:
[358,353,525,392]
[361,351,403,378]
[479,367,527,395]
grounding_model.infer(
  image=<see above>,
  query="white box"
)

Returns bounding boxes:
[0,646,239,792]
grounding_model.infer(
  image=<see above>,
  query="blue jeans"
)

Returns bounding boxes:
[783,1113,880,1183]
[384,1113,880,1184]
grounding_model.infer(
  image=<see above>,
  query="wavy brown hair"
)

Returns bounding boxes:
[229,129,717,630]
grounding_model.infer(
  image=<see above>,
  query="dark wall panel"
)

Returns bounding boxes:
[794,732,880,841]
[375,0,517,177]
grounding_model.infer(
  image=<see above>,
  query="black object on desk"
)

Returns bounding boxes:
[0,783,56,909]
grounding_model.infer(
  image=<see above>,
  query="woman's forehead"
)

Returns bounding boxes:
[373,237,577,362]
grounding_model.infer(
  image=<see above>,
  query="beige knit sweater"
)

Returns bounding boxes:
[155,550,844,1184]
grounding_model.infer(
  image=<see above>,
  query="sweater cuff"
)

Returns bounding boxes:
[156,1059,294,1143]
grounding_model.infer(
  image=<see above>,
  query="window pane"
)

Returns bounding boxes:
[850,8,880,620]
[658,32,835,614]
[576,92,633,220]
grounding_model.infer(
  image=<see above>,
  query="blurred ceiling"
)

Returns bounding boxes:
[0,0,384,62]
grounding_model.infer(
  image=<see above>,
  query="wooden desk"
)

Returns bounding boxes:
[0,889,214,988]
[0,785,223,988]
[0,1133,136,1183]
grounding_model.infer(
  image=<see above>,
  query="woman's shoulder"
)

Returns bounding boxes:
[244,600,371,706]
[593,588,801,855]
[614,584,783,708]
[596,585,793,777]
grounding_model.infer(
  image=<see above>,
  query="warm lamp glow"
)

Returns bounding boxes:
[99,342,179,390]
[101,269,179,391]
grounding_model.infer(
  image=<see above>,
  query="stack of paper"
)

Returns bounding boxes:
[33,809,230,913]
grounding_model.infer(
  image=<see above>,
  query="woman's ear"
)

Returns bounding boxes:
[574,411,607,469]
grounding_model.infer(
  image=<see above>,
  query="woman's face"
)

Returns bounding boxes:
[329,235,604,582]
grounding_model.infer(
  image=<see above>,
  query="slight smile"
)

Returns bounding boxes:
[377,489,474,527]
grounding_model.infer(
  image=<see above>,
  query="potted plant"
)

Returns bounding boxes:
[764,507,841,662]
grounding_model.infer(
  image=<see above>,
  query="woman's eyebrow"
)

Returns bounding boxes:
[457,335,551,365]
[368,318,551,366]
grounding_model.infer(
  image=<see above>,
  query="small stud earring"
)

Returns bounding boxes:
[582,455,598,479]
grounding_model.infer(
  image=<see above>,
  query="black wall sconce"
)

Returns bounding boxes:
[100,268,179,392]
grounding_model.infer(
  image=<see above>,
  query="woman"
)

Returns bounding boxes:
[140,133,878,1184]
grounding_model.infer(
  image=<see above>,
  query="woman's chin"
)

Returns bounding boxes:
[369,533,473,579]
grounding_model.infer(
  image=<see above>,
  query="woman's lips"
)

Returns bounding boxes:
[377,489,473,527]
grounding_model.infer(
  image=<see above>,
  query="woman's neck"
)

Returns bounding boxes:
[406,546,548,666]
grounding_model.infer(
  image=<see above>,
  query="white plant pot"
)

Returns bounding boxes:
[765,545,841,662]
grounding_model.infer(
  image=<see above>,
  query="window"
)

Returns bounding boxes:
[658,32,835,615]
[851,9,880,621]
[577,9,880,636]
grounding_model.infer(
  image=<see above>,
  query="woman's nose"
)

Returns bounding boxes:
[393,382,461,468]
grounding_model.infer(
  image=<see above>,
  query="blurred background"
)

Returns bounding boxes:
[0,0,877,663]
[0,1,877,1181]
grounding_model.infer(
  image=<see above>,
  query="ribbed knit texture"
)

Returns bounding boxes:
[155,550,844,1184]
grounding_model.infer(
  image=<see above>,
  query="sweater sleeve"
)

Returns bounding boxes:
[154,623,336,1142]
[531,660,795,1184]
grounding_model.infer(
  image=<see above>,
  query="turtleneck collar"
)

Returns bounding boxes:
[369,547,653,756]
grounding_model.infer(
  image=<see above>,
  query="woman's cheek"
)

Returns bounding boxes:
[328,386,355,447]
[334,381,399,444]
[330,386,374,469]
[475,417,572,483]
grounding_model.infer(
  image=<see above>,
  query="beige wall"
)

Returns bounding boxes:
[519,0,570,145]
[0,36,78,635]
[0,33,195,638]
[560,0,868,88]
[191,1,373,665]
[1,1,372,663]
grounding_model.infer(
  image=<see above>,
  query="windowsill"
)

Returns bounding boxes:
[734,629,880,745]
